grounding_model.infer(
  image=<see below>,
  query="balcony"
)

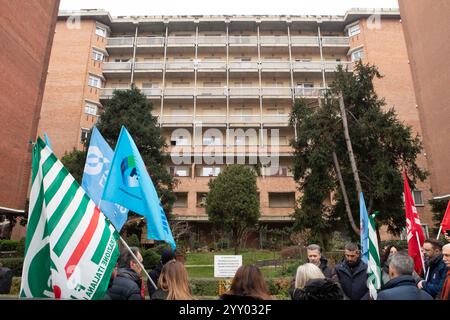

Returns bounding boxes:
[166,61,195,71]
[161,115,194,125]
[134,61,164,73]
[100,88,128,99]
[323,61,353,72]
[136,37,165,47]
[229,115,260,125]
[102,62,132,74]
[141,88,162,98]
[229,35,258,46]
[290,36,319,47]
[229,61,259,72]
[106,37,134,48]
[197,60,227,72]
[260,35,289,46]
[261,87,292,97]
[197,35,227,46]
[228,87,260,98]
[164,87,195,98]
[262,115,290,125]
[167,36,195,47]
[260,61,291,72]
[194,115,228,124]
[196,87,228,99]
[293,61,323,72]
[293,87,328,98]
[321,36,350,47]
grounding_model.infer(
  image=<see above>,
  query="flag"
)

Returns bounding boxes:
[82,127,129,230]
[367,212,381,299]
[360,192,369,264]
[102,126,176,250]
[20,138,120,299]
[403,170,425,275]
[440,200,450,235]
[44,132,52,151]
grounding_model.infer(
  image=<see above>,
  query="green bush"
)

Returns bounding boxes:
[216,238,229,250]
[16,238,26,257]
[141,249,160,270]
[0,240,19,252]
[0,257,24,277]
[190,278,218,296]
[266,278,291,297]
[125,234,140,248]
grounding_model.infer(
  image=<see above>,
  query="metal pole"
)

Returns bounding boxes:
[436,226,442,240]
[415,231,426,277]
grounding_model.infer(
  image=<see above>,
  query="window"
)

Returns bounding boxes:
[170,166,190,177]
[88,75,102,88]
[170,136,189,146]
[413,190,424,206]
[269,192,295,208]
[92,50,104,62]
[80,128,89,144]
[348,24,361,37]
[201,167,221,177]
[196,193,208,207]
[203,136,221,146]
[174,193,188,208]
[95,26,107,38]
[350,48,364,62]
[84,103,97,116]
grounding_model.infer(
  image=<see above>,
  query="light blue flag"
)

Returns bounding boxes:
[102,126,176,250]
[82,127,129,230]
[360,192,369,264]
[44,133,52,151]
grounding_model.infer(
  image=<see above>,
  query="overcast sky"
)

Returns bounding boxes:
[59,0,399,16]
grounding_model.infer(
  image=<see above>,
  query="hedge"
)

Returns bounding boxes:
[0,257,24,277]
[0,240,19,252]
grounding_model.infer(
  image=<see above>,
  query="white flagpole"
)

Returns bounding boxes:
[436,226,442,240]
[415,231,426,276]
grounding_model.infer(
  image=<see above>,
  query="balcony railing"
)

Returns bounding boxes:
[194,115,228,124]
[261,87,292,96]
[197,35,227,46]
[164,87,195,96]
[321,36,350,46]
[229,36,258,45]
[100,88,128,98]
[106,37,134,47]
[293,87,328,97]
[229,61,259,71]
[167,36,195,46]
[196,87,228,97]
[228,87,260,96]
[141,88,162,97]
[102,62,132,72]
[161,115,194,123]
[134,62,164,71]
[293,61,323,71]
[229,115,260,123]
[323,61,353,71]
[166,61,195,70]
[260,61,291,70]
[262,115,290,124]
[136,37,164,46]
[290,36,319,46]
[260,35,289,45]
[197,61,227,71]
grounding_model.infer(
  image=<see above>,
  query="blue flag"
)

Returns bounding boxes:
[102,126,176,250]
[44,133,53,151]
[360,192,369,264]
[82,127,129,230]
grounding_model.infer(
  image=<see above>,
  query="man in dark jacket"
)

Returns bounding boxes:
[333,242,369,300]
[147,248,175,296]
[418,239,447,298]
[106,246,144,300]
[306,244,335,278]
[378,251,433,300]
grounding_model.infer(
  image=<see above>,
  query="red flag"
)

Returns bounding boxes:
[403,170,425,275]
[441,200,450,234]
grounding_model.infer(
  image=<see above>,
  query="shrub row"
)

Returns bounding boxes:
[0,257,24,277]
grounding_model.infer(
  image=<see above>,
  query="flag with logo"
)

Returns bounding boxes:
[403,170,425,275]
[20,138,120,299]
[82,127,129,230]
[360,192,369,264]
[439,200,450,235]
[102,126,176,250]
[367,212,381,299]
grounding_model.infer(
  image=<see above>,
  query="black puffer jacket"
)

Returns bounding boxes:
[147,263,163,296]
[106,268,144,300]
[334,258,369,300]
[291,278,344,300]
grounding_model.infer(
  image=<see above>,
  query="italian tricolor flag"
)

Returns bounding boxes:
[20,138,120,299]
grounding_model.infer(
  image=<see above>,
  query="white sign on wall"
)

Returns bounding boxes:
[214,255,242,278]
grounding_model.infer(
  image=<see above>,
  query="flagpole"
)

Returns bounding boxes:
[98,200,158,291]
[436,226,442,240]
[415,231,426,276]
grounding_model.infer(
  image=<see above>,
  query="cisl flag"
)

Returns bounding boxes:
[403,170,425,275]
[440,200,450,235]
[20,138,120,299]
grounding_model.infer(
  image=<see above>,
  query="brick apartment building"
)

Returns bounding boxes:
[37,8,435,244]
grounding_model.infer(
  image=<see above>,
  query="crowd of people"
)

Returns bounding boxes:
[104,233,450,300]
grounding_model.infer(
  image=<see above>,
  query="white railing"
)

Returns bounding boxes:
[323,61,353,71]
[293,61,323,71]
[197,35,227,45]
[164,87,195,96]
[194,115,227,123]
[260,35,289,45]
[321,36,350,46]
[229,115,260,123]
[229,61,259,70]
[228,87,260,96]
[134,62,164,71]
[290,36,319,46]
[196,87,228,96]
[229,36,258,45]
[136,37,164,46]
[166,61,195,69]
[100,88,128,98]
[260,61,291,69]
[293,87,328,97]
[106,37,134,47]
[262,115,290,123]
[162,115,194,123]
[261,87,292,96]
[141,88,162,96]
[102,62,132,71]
[167,36,195,45]
[197,61,227,70]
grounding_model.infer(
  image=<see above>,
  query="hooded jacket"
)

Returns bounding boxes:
[291,278,344,300]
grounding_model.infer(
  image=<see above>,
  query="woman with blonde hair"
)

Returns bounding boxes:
[150,260,194,300]
[292,263,343,300]
[220,265,272,300]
